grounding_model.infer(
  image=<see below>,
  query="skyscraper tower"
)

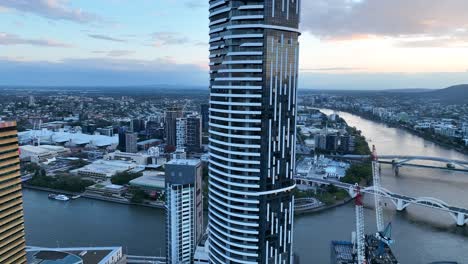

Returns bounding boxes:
[165,107,183,148]
[208,1,301,263]
[0,121,27,263]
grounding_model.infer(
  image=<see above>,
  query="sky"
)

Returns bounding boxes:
[0,0,468,90]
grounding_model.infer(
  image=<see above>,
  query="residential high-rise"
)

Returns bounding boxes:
[186,115,202,153]
[208,1,301,263]
[175,115,202,153]
[125,132,138,153]
[165,159,203,264]
[200,104,209,133]
[117,127,127,152]
[0,121,27,263]
[165,107,183,148]
[176,118,187,150]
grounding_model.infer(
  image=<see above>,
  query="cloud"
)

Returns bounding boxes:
[301,67,365,72]
[88,34,127,42]
[301,0,468,40]
[0,57,207,86]
[185,1,206,9]
[92,50,135,57]
[0,32,71,47]
[151,32,190,46]
[0,0,100,23]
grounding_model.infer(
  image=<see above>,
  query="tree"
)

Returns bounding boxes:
[111,171,143,185]
[130,189,146,203]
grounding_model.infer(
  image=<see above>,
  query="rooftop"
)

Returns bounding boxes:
[129,172,165,190]
[18,129,118,147]
[26,246,123,264]
[166,159,201,166]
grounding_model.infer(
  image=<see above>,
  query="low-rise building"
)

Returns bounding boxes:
[19,145,70,163]
[86,184,127,197]
[106,151,152,165]
[26,246,125,264]
[71,160,135,180]
[129,171,166,198]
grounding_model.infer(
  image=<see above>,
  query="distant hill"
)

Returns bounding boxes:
[420,84,468,104]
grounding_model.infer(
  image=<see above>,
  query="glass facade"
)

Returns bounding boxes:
[208,1,300,263]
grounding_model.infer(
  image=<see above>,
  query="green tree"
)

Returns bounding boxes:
[111,171,143,185]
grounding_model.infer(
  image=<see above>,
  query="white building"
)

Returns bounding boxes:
[18,129,118,148]
[166,159,203,264]
[19,145,70,163]
[71,160,135,180]
[435,124,457,138]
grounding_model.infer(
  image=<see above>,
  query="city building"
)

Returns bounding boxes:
[71,160,136,180]
[165,159,203,264]
[117,127,127,152]
[137,139,162,151]
[207,1,300,262]
[200,104,209,133]
[19,145,70,163]
[165,107,183,147]
[129,171,166,199]
[326,134,339,152]
[106,151,152,165]
[125,132,138,153]
[26,246,125,264]
[0,121,27,263]
[175,115,202,153]
[186,115,202,153]
[18,129,118,149]
[96,127,114,137]
[175,117,187,150]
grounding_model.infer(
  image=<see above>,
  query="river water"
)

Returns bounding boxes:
[23,110,468,263]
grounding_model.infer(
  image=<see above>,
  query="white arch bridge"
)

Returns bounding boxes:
[330,154,468,170]
[296,177,468,226]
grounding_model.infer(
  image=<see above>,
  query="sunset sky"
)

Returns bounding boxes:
[1,0,467,89]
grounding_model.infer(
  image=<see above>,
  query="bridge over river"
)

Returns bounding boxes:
[296,177,468,226]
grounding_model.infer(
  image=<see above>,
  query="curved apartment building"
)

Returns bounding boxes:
[208,1,301,263]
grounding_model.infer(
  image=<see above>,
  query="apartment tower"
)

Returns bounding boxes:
[208,0,301,263]
[165,159,204,263]
[165,107,183,148]
[0,121,27,263]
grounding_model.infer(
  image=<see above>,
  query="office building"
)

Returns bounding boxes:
[208,1,300,263]
[200,104,209,133]
[176,118,187,150]
[0,121,27,263]
[125,132,138,153]
[117,127,127,152]
[165,107,183,148]
[165,159,203,264]
[186,115,202,153]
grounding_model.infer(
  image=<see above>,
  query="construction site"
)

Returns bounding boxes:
[331,146,399,264]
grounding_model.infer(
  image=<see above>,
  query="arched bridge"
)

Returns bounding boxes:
[330,154,468,175]
[296,177,468,226]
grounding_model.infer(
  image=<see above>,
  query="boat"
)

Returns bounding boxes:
[447,163,456,169]
[71,195,81,200]
[48,194,70,201]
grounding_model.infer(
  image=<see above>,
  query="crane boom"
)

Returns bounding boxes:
[371,145,385,232]
[354,184,366,264]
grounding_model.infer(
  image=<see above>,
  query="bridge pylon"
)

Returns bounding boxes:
[457,212,467,227]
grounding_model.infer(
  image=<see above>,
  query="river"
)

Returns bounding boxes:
[23,110,468,263]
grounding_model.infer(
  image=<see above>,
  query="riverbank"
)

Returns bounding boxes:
[295,196,353,216]
[329,108,468,155]
[22,184,165,209]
